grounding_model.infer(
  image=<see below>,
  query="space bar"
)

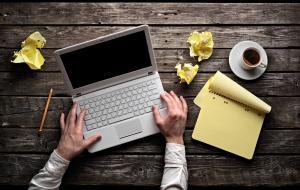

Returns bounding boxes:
[108,113,134,124]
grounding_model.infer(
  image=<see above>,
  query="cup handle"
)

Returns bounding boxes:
[259,62,267,68]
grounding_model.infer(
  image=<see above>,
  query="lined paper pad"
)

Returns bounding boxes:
[192,71,271,159]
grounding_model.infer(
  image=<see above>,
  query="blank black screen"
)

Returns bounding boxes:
[60,31,152,89]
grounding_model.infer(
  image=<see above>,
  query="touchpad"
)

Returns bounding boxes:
[114,119,143,139]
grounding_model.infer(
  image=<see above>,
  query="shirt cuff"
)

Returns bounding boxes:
[44,150,70,178]
[164,143,187,167]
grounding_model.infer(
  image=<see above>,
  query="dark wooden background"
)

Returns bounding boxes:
[0,2,299,189]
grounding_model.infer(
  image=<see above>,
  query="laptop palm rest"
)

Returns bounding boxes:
[115,119,143,139]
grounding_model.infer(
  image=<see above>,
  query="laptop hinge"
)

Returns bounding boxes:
[73,93,82,98]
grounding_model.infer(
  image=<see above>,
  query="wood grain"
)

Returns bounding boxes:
[1,48,299,72]
[0,3,299,25]
[1,26,299,49]
[1,72,299,96]
[1,97,299,129]
[0,128,299,155]
[0,154,299,186]
[1,2,300,188]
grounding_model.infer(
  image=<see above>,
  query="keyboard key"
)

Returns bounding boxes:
[117,110,123,116]
[86,125,93,131]
[148,85,156,90]
[150,95,158,100]
[85,119,96,126]
[101,115,107,121]
[84,114,92,120]
[134,111,140,116]
[109,113,134,124]
[91,124,98,129]
[103,120,108,126]
[145,107,151,112]
[129,102,134,107]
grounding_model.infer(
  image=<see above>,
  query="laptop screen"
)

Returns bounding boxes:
[60,31,152,89]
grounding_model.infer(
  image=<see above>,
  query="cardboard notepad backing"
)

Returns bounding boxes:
[193,71,271,159]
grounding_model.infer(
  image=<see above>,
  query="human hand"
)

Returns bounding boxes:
[56,103,101,161]
[152,91,188,145]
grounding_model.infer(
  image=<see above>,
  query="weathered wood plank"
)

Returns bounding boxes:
[0,72,299,96]
[1,97,299,129]
[0,3,299,25]
[1,128,299,155]
[0,154,299,186]
[161,73,300,97]
[1,48,299,72]
[0,26,299,48]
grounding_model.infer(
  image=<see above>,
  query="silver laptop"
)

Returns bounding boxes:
[54,25,166,152]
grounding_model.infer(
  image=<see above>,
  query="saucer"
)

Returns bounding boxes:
[229,41,268,80]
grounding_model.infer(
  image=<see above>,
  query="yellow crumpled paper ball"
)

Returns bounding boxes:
[175,63,199,85]
[187,31,214,62]
[11,31,46,70]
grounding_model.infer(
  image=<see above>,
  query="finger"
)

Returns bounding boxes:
[66,103,76,127]
[160,92,175,111]
[76,109,86,132]
[152,105,164,127]
[60,113,66,131]
[69,103,78,128]
[180,96,188,115]
[83,135,101,149]
[170,91,183,110]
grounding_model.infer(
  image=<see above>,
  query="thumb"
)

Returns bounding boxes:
[152,105,163,128]
[84,135,101,149]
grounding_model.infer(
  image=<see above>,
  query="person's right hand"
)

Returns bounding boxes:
[152,91,188,145]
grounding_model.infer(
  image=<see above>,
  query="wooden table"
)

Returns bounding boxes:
[0,2,299,189]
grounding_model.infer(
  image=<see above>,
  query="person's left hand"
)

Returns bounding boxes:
[56,103,101,161]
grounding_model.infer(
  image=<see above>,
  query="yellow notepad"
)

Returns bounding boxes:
[192,71,271,159]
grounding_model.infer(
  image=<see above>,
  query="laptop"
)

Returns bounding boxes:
[54,25,166,152]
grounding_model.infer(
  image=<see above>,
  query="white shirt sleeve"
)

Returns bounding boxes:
[28,150,70,190]
[160,143,188,190]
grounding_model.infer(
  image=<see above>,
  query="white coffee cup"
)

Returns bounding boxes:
[241,47,267,70]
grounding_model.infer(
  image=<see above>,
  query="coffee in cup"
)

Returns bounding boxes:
[241,47,266,70]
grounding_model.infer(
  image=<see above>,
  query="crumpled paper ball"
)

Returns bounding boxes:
[11,31,46,70]
[175,63,199,85]
[187,31,214,62]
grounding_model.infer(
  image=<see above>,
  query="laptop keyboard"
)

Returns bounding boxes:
[79,79,165,131]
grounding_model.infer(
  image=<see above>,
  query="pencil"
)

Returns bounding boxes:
[38,88,53,133]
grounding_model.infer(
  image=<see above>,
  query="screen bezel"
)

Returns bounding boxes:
[54,25,157,96]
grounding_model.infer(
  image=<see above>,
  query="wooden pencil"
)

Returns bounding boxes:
[38,88,53,133]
